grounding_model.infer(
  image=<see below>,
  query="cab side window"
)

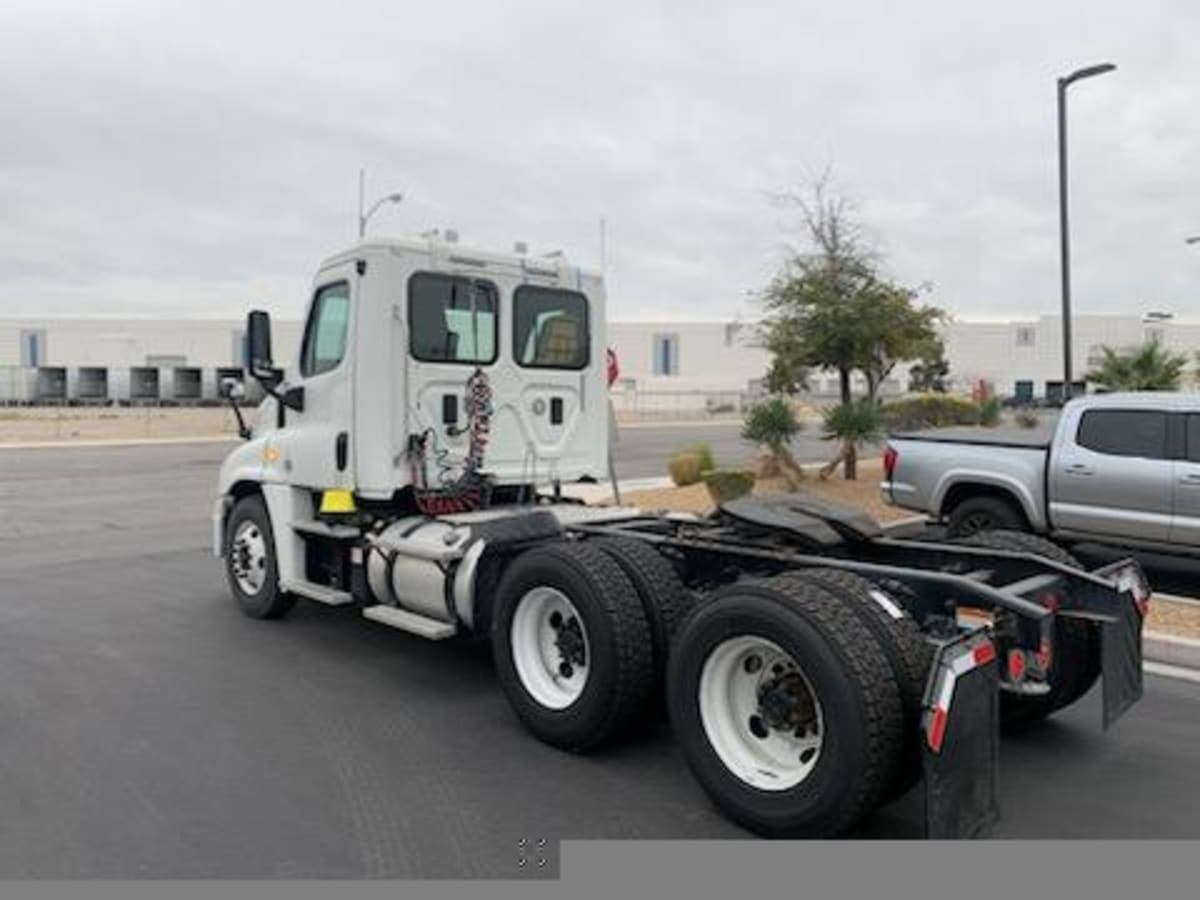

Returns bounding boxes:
[300,282,351,377]
[1076,409,1167,459]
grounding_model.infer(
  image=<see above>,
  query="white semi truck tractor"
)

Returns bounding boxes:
[214,233,1150,838]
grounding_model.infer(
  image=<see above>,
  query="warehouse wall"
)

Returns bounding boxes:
[0,319,304,371]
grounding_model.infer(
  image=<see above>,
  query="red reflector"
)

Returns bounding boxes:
[1041,593,1061,613]
[973,642,996,666]
[1136,596,1151,618]
[928,707,948,753]
[1036,639,1052,672]
[1007,649,1026,682]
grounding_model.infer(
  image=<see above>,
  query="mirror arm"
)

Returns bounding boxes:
[225,393,252,441]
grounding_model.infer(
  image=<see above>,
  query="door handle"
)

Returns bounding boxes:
[1065,463,1094,476]
[1179,473,1200,486]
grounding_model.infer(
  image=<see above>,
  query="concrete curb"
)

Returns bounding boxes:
[1143,630,1200,671]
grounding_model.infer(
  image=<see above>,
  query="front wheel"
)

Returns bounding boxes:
[224,494,295,620]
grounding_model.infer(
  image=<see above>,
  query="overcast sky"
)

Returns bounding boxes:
[2,0,1198,322]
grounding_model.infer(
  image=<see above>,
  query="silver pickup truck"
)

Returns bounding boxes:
[883,391,1200,553]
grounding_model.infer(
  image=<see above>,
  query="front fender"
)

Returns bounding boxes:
[213,436,282,556]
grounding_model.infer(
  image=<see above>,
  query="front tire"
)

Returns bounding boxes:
[492,542,654,752]
[667,576,903,837]
[224,494,295,620]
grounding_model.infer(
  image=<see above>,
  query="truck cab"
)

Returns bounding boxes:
[217,234,607,508]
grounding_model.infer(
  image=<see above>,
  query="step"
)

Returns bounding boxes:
[362,605,457,640]
[292,519,362,540]
[287,579,354,606]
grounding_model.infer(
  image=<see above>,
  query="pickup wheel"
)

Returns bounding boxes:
[225,495,295,620]
[667,575,903,837]
[591,536,697,696]
[946,495,1026,538]
[953,530,1100,727]
[492,542,654,752]
[782,569,933,803]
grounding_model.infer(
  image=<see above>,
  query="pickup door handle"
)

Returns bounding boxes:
[1180,472,1200,486]
[1065,463,1094,476]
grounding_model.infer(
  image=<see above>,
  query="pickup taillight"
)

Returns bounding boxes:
[883,445,899,480]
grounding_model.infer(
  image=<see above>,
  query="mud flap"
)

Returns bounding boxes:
[1101,591,1144,729]
[922,631,1000,839]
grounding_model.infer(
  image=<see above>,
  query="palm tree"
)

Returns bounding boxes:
[1085,340,1188,392]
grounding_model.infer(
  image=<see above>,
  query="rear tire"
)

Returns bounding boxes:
[591,536,696,695]
[492,541,654,752]
[667,575,903,837]
[954,530,1100,727]
[783,569,933,802]
[946,495,1026,538]
[224,495,295,620]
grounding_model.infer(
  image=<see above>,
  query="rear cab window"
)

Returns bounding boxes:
[1075,409,1168,459]
[513,286,590,370]
[408,273,499,365]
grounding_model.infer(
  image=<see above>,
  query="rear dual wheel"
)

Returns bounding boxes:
[492,541,654,752]
[667,576,904,837]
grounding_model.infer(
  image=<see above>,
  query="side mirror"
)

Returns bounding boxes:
[246,310,282,390]
[220,377,245,400]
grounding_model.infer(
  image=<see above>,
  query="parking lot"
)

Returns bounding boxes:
[2,437,1199,878]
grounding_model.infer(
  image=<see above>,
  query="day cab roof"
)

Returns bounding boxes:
[315,233,601,291]
[1068,391,1200,411]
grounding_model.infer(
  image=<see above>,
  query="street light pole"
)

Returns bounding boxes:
[356,168,404,238]
[1057,62,1116,402]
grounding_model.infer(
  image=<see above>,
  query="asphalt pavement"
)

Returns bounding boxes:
[0,435,1198,878]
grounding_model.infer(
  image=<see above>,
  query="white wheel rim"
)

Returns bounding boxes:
[510,586,590,710]
[698,636,825,791]
[231,519,268,596]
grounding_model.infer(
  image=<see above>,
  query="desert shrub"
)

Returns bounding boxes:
[668,452,704,486]
[978,396,1002,427]
[881,394,982,431]
[703,468,756,504]
[681,441,716,474]
[1014,407,1040,429]
[821,399,884,480]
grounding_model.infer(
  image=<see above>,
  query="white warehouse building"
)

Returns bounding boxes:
[1,312,1196,406]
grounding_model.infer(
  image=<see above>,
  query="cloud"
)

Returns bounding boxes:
[1,0,1198,322]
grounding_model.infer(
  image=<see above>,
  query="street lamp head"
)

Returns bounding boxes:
[1062,63,1117,86]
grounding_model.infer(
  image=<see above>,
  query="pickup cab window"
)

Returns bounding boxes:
[1076,409,1167,459]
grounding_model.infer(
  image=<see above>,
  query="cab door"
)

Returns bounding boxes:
[280,269,356,491]
[1050,408,1174,541]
